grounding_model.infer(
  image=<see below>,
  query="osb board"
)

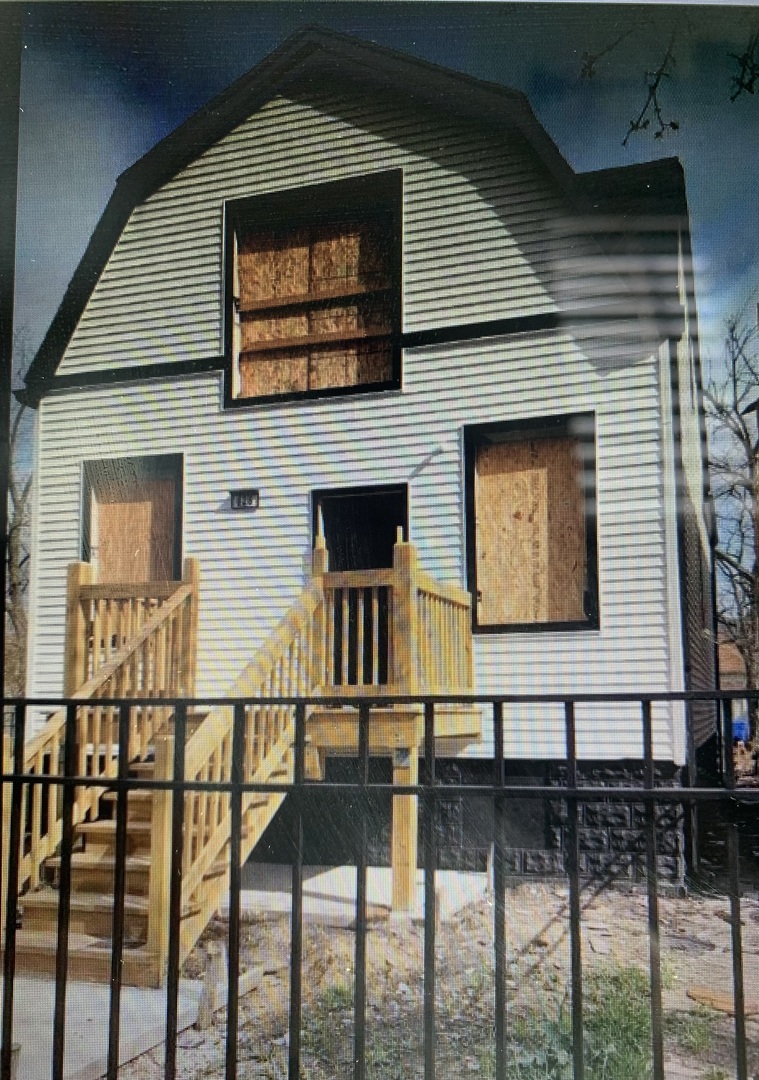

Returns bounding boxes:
[309,342,393,391]
[237,222,390,311]
[94,476,175,583]
[239,352,309,397]
[238,228,310,307]
[475,436,585,625]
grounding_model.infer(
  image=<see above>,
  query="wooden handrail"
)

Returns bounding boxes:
[17,559,200,895]
[171,576,324,972]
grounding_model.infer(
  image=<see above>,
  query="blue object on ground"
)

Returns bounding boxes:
[732,715,750,743]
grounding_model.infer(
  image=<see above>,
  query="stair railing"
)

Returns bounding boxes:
[16,558,199,894]
[162,566,327,976]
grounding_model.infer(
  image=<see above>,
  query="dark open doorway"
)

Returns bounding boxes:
[312,484,408,571]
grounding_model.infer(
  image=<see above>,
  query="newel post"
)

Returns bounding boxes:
[390,529,420,912]
[391,528,419,695]
[147,731,174,987]
[64,561,95,696]
[182,557,200,698]
[311,528,329,690]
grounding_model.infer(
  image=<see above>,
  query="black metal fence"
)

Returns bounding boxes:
[1,691,758,1080]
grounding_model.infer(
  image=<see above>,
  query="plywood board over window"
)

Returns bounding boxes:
[225,171,402,406]
[83,456,183,583]
[466,416,598,632]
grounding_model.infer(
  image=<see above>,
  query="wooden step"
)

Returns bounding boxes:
[46,852,151,896]
[21,886,201,939]
[2,929,161,987]
[101,788,153,822]
[77,819,153,853]
[128,759,155,778]
[21,887,149,939]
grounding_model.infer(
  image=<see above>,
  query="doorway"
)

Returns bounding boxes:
[311,484,408,571]
[312,485,408,686]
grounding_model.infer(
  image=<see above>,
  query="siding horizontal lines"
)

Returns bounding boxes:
[64,320,221,353]
[74,280,220,314]
[114,218,222,251]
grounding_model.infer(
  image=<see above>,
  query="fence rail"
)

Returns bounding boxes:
[1,690,757,1080]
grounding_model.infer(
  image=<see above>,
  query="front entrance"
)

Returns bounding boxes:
[312,484,408,571]
[83,455,183,582]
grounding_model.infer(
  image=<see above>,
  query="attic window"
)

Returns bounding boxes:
[225,173,402,406]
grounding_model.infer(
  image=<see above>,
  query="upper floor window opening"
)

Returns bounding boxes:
[225,172,402,406]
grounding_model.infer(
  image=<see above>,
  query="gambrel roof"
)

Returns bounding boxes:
[21,26,691,404]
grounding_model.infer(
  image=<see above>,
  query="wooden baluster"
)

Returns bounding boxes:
[341,590,350,686]
[371,588,379,686]
[356,588,365,686]
[174,605,186,695]
[155,615,167,697]
[325,589,335,688]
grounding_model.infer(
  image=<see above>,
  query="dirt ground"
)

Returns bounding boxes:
[116,881,759,1080]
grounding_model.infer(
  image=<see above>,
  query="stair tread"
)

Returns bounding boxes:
[22,888,199,919]
[46,852,151,871]
[102,788,152,802]
[8,927,157,958]
[78,819,153,835]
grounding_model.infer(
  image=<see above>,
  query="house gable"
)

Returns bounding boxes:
[21,26,687,405]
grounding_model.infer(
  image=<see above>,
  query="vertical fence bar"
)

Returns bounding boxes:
[565,702,584,1080]
[1,704,25,1080]
[164,702,187,1080]
[493,701,506,1080]
[724,699,748,1080]
[642,700,664,1080]
[52,703,78,1080]
[423,701,436,1080]
[354,702,370,1080]
[289,702,306,1080]
[225,703,246,1080]
[106,702,131,1080]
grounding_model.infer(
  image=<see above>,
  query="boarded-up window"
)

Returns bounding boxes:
[467,420,597,629]
[83,456,182,583]
[234,218,396,400]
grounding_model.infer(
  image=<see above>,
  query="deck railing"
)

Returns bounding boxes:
[317,529,474,696]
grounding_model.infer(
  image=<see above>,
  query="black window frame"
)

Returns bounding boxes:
[464,413,599,634]
[223,170,403,409]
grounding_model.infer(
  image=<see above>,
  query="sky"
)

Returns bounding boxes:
[8,1,759,381]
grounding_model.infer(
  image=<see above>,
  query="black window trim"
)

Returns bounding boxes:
[223,170,403,409]
[464,412,599,634]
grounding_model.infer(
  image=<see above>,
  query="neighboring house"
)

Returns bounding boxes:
[20,29,715,884]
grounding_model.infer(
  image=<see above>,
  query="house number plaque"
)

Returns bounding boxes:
[230,489,260,511]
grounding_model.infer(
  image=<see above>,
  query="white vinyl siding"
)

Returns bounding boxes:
[30,322,680,760]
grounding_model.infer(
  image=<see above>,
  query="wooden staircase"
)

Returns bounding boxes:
[2,532,479,987]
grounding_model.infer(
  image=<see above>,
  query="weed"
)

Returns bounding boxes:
[665,1007,715,1054]
[501,965,653,1080]
[701,1070,729,1080]
[320,982,353,1012]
